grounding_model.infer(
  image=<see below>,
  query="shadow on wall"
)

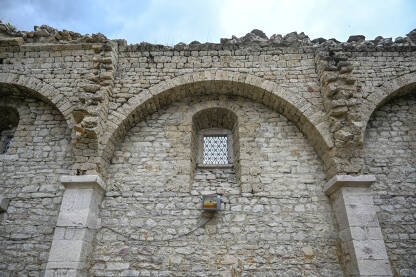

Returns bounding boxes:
[0,106,19,154]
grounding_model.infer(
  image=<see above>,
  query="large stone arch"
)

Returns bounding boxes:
[0,73,74,128]
[102,70,334,176]
[362,71,416,140]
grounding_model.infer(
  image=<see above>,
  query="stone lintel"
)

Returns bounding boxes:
[60,174,106,191]
[324,175,376,196]
[0,195,10,212]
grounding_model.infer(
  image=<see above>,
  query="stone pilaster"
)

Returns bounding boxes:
[45,175,105,277]
[325,175,393,277]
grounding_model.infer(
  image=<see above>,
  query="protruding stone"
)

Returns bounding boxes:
[347,35,365,43]
[0,196,10,212]
[406,28,416,43]
[82,84,101,93]
[242,29,268,42]
[302,246,315,258]
[0,37,24,46]
[270,34,283,43]
[312,37,326,44]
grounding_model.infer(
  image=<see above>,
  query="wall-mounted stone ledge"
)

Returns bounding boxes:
[60,175,105,191]
[324,174,376,196]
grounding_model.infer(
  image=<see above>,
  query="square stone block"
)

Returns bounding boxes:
[48,238,93,263]
[353,239,389,260]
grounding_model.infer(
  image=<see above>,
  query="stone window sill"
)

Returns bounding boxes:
[197,163,234,169]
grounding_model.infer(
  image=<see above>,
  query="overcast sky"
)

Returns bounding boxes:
[1,0,415,45]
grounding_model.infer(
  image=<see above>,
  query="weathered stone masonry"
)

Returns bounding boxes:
[0,23,415,276]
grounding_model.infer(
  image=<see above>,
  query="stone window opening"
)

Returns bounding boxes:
[0,107,19,154]
[191,108,240,179]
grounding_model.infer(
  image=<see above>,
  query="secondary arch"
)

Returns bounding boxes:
[0,73,74,128]
[362,71,416,140]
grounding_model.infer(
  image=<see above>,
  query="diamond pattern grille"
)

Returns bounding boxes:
[203,136,228,164]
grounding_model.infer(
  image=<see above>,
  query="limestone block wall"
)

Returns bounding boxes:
[1,25,416,276]
[91,95,343,276]
[364,93,416,276]
[102,45,331,174]
[0,92,72,275]
[111,45,323,111]
[0,41,118,174]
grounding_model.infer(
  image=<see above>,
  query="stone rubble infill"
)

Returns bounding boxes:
[1,20,415,50]
[0,21,108,44]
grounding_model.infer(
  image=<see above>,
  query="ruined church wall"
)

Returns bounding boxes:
[91,95,343,276]
[0,93,72,276]
[364,92,416,276]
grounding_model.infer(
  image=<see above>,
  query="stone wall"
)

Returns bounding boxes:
[364,92,416,276]
[0,89,72,276]
[91,95,343,276]
[1,24,416,276]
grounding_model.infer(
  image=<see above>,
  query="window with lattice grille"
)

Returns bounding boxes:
[197,129,233,166]
[203,136,228,165]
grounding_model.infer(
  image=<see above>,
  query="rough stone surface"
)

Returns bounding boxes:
[0,90,72,275]
[0,23,415,276]
[364,93,416,277]
[0,196,9,212]
[92,95,342,276]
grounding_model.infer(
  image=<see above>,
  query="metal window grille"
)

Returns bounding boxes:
[203,136,228,164]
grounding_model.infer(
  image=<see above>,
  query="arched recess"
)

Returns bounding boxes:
[0,73,74,128]
[0,106,19,154]
[363,85,416,275]
[362,71,416,140]
[0,84,73,276]
[102,70,334,176]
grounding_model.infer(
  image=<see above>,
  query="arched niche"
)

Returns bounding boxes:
[191,107,240,181]
[0,106,19,154]
[363,88,416,275]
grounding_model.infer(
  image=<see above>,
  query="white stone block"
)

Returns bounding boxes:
[357,259,393,276]
[60,175,106,191]
[56,187,103,228]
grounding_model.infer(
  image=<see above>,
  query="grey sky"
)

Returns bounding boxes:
[0,0,415,44]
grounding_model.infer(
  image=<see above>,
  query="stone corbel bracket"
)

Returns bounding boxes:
[325,175,393,277]
[45,175,106,277]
